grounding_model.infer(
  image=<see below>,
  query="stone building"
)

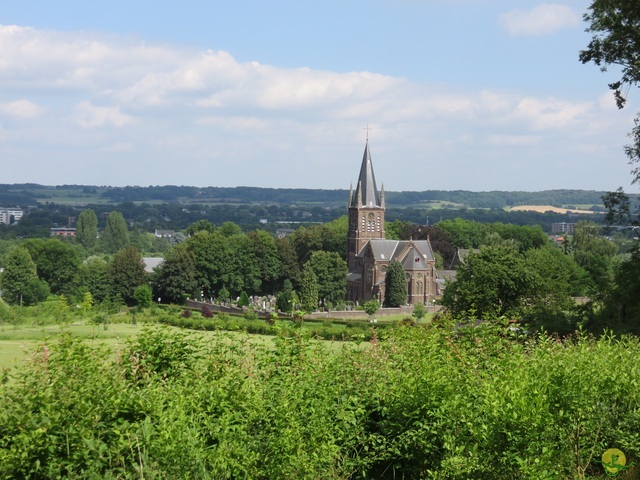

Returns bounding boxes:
[346,141,438,305]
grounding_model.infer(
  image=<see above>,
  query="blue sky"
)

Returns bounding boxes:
[0,0,636,191]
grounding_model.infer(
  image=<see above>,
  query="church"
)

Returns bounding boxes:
[346,141,439,305]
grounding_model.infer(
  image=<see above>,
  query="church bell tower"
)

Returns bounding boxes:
[347,140,385,270]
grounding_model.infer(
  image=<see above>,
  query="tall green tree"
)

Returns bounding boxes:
[185,220,216,237]
[248,230,281,295]
[441,245,536,319]
[76,209,98,249]
[151,246,198,304]
[0,247,49,305]
[276,237,301,289]
[299,265,319,312]
[24,239,82,296]
[384,260,407,308]
[304,251,347,307]
[103,211,130,253]
[183,231,231,298]
[76,256,110,303]
[107,246,146,305]
[572,221,618,295]
[580,1,640,181]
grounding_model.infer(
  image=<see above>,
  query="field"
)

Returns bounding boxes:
[508,204,596,214]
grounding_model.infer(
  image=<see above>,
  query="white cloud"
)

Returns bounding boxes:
[73,101,134,128]
[0,100,44,119]
[499,4,580,36]
[0,23,631,191]
[511,97,592,129]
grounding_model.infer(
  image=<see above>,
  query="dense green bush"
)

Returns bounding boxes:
[1,324,639,478]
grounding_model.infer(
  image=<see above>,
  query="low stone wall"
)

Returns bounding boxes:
[186,299,441,322]
[186,300,271,318]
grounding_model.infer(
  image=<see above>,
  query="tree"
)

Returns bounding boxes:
[76,256,110,304]
[237,291,250,308]
[299,265,319,312]
[276,279,295,313]
[247,230,281,295]
[384,260,407,308]
[185,220,216,237]
[76,209,98,249]
[218,286,230,304]
[134,284,153,309]
[151,246,198,305]
[412,302,427,321]
[363,299,380,319]
[276,237,301,289]
[304,251,347,307]
[80,291,94,315]
[0,247,49,305]
[572,221,618,295]
[103,211,130,253]
[580,2,640,201]
[184,230,232,298]
[107,246,146,306]
[441,245,537,319]
[218,221,242,238]
[24,238,81,296]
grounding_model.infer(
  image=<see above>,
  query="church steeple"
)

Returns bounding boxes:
[347,140,386,271]
[350,141,381,208]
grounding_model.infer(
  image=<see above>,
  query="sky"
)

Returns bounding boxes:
[0,0,637,192]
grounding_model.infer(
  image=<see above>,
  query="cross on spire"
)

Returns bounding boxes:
[363,123,372,141]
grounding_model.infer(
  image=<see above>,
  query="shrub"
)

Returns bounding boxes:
[181,308,192,318]
[201,304,214,318]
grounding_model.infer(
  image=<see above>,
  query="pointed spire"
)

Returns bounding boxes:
[380,183,385,209]
[348,182,353,206]
[350,140,381,208]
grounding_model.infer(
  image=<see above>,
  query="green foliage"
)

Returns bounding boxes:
[75,256,110,304]
[184,219,216,236]
[237,291,250,308]
[276,279,295,313]
[107,246,147,306]
[80,291,93,314]
[218,286,230,303]
[442,245,537,319]
[3,324,640,477]
[24,238,82,296]
[299,265,319,312]
[0,247,49,305]
[363,299,380,317]
[384,260,406,307]
[103,211,130,253]
[412,302,426,320]
[151,245,197,304]
[572,221,618,295]
[304,250,347,307]
[134,284,153,309]
[76,208,98,249]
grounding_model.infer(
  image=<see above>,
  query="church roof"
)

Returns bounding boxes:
[350,141,381,208]
[359,239,435,263]
[401,244,430,271]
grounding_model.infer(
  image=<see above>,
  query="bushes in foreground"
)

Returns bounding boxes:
[1,324,639,478]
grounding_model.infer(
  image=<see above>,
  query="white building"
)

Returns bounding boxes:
[0,208,24,225]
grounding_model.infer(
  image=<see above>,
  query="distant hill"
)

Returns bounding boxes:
[0,184,630,210]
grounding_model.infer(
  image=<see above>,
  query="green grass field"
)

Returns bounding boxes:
[0,319,369,371]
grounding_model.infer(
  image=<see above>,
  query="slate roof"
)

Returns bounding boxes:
[142,257,164,273]
[359,239,435,263]
[350,141,381,208]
